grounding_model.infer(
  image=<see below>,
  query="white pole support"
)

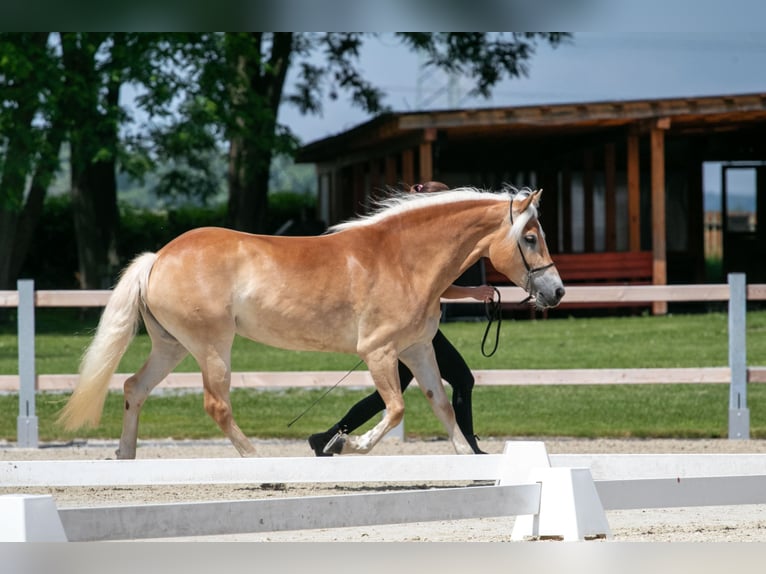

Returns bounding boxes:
[0,495,67,541]
[496,440,552,485]
[728,273,749,439]
[511,467,611,542]
[16,279,38,449]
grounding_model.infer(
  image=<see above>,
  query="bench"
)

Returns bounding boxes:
[484,250,654,311]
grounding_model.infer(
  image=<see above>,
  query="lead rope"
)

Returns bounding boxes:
[481,286,502,357]
[286,358,364,427]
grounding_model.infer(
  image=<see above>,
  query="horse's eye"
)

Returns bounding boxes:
[524,234,537,246]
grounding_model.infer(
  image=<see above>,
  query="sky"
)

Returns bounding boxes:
[278,32,766,145]
[273,29,766,210]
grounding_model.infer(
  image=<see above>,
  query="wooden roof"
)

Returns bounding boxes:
[297,92,766,163]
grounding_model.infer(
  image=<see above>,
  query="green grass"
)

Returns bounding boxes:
[1,309,765,442]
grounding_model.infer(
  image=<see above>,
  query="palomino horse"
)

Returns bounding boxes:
[58,187,564,458]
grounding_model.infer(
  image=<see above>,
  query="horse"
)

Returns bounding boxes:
[57,186,564,458]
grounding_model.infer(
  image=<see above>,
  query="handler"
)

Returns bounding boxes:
[308,181,494,456]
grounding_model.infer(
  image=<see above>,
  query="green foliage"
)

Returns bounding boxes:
[18,195,79,288]
[0,33,60,212]
[14,189,319,288]
[117,202,227,257]
[3,32,572,285]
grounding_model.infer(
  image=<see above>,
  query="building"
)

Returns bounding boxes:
[297,92,766,313]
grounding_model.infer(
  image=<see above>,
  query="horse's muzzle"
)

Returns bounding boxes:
[535,285,566,309]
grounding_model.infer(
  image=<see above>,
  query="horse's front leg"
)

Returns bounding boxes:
[400,342,474,455]
[325,345,403,455]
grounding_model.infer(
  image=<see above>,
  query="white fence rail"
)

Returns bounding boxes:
[3,441,766,542]
[2,275,766,447]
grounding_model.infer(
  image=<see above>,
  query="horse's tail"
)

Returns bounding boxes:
[57,252,157,431]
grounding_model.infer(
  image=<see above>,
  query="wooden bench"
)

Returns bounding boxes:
[484,250,654,311]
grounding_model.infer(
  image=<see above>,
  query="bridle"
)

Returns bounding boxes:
[480,194,555,357]
[509,194,555,304]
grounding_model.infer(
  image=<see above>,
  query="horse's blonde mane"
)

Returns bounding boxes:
[329,186,538,239]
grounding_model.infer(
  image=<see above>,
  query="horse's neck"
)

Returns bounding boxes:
[393,201,505,293]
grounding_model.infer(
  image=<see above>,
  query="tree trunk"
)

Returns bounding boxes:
[225,32,292,234]
[62,33,120,289]
[70,149,119,289]
[0,109,36,288]
[8,124,66,284]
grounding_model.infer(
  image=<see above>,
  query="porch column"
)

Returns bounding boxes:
[353,163,366,215]
[561,160,573,253]
[627,131,641,252]
[385,155,397,186]
[368,158,382,202]
[650,120,669,314]
[418,128,436,183]
[583,148,595,252]
[604,142,617,251]
[402,148,415,185]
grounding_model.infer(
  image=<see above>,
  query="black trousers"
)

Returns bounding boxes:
[334,330,477,441]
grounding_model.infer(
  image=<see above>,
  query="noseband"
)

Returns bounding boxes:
[509,196,555,303]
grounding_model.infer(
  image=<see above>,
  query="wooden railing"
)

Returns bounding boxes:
[2,275,766,445]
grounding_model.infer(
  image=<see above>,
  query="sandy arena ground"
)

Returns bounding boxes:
[2,436,766,542]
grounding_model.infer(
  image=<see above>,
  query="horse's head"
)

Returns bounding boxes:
[488,189,565,309]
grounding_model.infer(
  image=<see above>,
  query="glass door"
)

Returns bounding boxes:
[722,164,765,282]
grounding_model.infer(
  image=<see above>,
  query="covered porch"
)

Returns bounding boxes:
[297,93,766,314]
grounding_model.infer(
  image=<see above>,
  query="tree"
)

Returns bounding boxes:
[60,33,187,289]
[0,33,65,289]
[0,33,173,289]
[1,32,570,289]
[59,33,125,289]
[173,32,570,234]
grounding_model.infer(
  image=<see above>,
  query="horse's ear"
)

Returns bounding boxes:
[516,190,537,213]
[532,189,543,206]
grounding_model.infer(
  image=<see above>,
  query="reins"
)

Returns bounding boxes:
[480,191,555,357]
[481,286,502,357]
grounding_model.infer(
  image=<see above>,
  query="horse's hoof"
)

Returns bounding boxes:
[324,432,347,455]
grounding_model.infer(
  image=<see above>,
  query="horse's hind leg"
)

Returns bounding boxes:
[117,334,188,459]
[196,343,257,457]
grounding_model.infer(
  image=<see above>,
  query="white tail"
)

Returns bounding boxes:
[57,253,157,430]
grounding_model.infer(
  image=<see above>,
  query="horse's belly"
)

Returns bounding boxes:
[234,309,358,354]
[236,324,358,354]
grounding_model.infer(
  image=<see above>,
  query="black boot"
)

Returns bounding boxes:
[308,425,340,457]
[467,434,488,455]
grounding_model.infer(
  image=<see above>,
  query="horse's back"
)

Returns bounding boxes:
[143,227,359,352]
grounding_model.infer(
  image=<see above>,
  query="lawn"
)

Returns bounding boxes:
[1,309,765,441]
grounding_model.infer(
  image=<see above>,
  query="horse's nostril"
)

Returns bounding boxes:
[555,286,566,300]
